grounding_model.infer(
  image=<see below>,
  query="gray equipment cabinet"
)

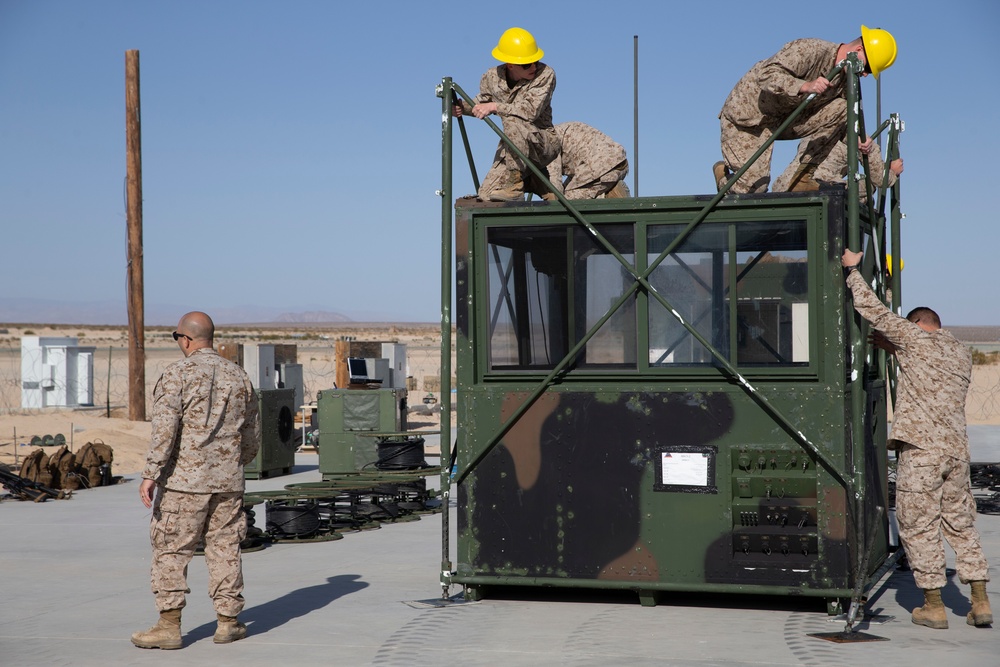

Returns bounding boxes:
[244,388,296,479]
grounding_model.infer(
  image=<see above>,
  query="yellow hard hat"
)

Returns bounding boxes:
[861,25,897,78]
[886,254,904,276]
[492,27,544,65]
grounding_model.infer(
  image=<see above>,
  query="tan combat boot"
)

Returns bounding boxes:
[131,608,182,649]
[605,181,630,198]
[912,588,949,629]
[214,613,248,644]
[712,161,730,192]
[487,172,525,202]
[786,163,820,192]
[967,580,993,627]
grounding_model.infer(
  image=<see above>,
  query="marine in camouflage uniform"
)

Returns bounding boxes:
[546,122,629,200]
[719,38,851,194]
[456,62,559,201]
[773,138,901,195]
[132,311,261,649]
[843,253,992,629]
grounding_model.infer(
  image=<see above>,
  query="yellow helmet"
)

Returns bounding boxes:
[886,254,904,276]
[492,27,544,65]
[861,25,897,78]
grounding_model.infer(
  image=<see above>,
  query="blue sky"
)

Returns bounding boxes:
[1,1,998,325]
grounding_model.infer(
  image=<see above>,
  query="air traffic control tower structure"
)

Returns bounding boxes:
[434,53,905,619]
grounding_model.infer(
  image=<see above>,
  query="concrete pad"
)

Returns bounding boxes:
[1,447,998,666]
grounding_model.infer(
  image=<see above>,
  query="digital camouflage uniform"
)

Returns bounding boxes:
[460,63,559,199]
[142,348,261,615]
[547,121,629,200]
[720,39,847,193]
[846,271,989,590]
[773,140,897,193]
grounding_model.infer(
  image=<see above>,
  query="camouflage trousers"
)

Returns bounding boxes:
[149,489,247,616]
[563,159,630,200]
[895,443,990,589]
[479,119,560,200]
[719,97,846,193]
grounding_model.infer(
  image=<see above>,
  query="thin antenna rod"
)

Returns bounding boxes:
[633,35,639,197]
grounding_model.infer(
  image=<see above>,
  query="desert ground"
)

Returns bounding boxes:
[1,323,998,477]
[0,322,451,475]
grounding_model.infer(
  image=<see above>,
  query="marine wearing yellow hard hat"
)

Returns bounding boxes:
[492,27,544,65]
[861,25,897,78]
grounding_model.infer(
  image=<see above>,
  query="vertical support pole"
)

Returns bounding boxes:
[106,345,112,418]
[888,115,903,406]
[888,115,902,312]
[125,50,146,422]
[334,339,350,389]
[437,77,455,599]
[633,35,639,197]
[843,54,871,608]
[845,56,861,252]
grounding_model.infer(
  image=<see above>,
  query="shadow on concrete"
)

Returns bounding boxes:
[184,574,369,643]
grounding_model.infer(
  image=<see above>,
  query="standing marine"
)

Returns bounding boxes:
[841,251,992,630]
[132,311,261,650]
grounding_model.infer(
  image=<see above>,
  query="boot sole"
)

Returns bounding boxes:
[967,613,993,627]
[131,639,183,649]
[213,633,247,644]
[912,617,948,629]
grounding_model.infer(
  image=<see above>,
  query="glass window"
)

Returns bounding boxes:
[647,224,730,366]
[484,218,809,373]
[647,219,809,368]
[733,221,809,366]
[573,225,637,367]
[487,227,569,369]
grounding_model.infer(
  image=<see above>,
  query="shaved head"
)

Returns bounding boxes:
[176,311,215,347]
[906,307,941,331]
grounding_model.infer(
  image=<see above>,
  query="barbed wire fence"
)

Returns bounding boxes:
[2,336,999,421]
[967,363,1000,422]
[1,337,453,417]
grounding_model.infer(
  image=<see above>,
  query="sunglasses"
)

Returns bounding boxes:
[517,62,537,69]
[172,331,192,342]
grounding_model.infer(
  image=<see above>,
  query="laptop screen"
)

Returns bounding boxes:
[348,358,368,378]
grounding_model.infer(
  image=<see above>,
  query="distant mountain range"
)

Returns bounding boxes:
[0,297,358,326]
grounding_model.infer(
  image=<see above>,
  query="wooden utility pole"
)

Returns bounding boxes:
[125,50,146,421]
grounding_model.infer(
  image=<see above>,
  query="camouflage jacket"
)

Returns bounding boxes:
[721,39,843,127]
[549,121,628,185]
[142,348,261,492]
[846,271,971,459]
[464,63,556,129]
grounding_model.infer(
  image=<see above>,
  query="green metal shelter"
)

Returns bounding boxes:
[434,53,905,619]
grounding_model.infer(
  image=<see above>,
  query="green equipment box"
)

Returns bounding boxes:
[316,388,407,478]
[244,388,296,479]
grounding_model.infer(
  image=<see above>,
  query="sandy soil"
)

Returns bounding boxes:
[0,407,445,477]
[0,322,451,476]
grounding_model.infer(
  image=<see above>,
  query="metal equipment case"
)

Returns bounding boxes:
[316,388,407,478]
[244,388,296,479]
